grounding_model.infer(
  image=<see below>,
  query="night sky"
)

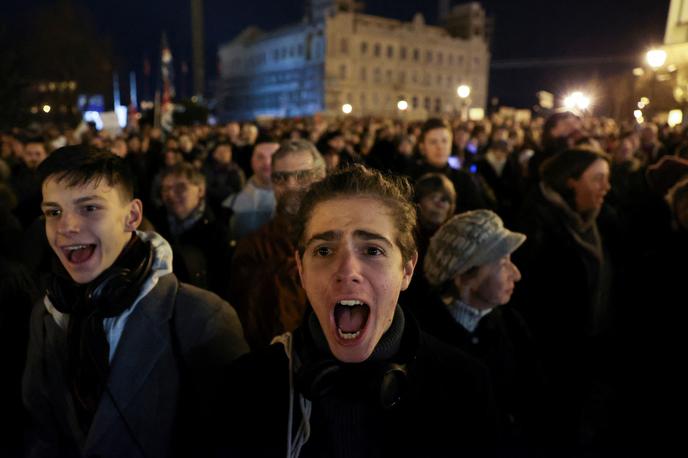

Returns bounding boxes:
[2,0,672,108]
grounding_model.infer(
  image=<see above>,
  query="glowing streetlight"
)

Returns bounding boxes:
[646,49,667,69]
[341,103,352,114]
[42,105,51,113]
[457,85,471,99]
[397,100,408,111]
[563,91,591,112]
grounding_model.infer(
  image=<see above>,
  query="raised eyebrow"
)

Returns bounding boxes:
[353,230,393,247]
[305,230,340,247]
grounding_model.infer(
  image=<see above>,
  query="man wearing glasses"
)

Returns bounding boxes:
[229,140,326,349]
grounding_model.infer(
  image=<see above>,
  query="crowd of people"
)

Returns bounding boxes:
[1,110,687,457]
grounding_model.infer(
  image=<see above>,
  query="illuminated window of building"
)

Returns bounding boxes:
[374,43,381,57]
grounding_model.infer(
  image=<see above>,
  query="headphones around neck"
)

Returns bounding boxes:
[293,330,411,410]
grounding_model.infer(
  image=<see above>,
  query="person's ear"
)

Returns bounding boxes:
[400,250,418,291]
[125,199,143,232]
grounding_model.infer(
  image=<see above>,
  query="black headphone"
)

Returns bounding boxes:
[293,326,412,410]
[47,237,154,317]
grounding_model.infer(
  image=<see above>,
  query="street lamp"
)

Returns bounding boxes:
[563,91,591,113]
[397,100,408,111]
[341,103,352,114]
[646,48,667,118]
[457,85,471,119]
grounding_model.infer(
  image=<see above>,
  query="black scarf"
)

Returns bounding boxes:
[47,234,152,432]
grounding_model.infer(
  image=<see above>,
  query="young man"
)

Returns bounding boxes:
[216,165,498,457]
[23,145,248,458]
[222,136,280,240]
[410,118,494,214]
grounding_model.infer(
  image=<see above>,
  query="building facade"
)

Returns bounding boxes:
[215,1,490,121]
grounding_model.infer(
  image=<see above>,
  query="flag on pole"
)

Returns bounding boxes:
[160,32,175,132]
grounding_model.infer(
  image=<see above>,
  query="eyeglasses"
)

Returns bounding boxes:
[271,168,319,185]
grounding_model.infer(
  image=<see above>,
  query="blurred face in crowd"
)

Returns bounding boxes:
[328,135,345,153]
[458,255,521,310]
[418,192,452,229]
[23,142,47,169]
[421,127,452,168]
[213,144,232,166]
[161,174,205,220]
[296,196,416,363]
[164,150,183,167]
[567,158,611,214]
[41,177,141,284]
[251,142,280,186]
[226,122,240,140]
[242,124,258,144]
[127,136,142,153]
[179,135,194,153]
[271,150,323,215]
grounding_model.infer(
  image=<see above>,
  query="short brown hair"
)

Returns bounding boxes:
[160,161,206,188]
[295,164,417,264]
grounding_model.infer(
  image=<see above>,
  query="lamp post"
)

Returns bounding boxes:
[457,84,471,120]
[646,49,667,119]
